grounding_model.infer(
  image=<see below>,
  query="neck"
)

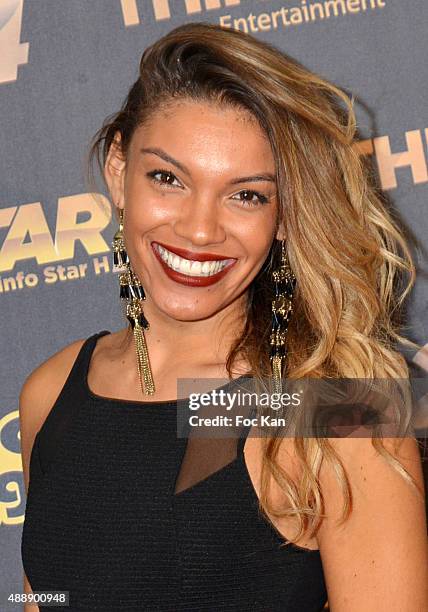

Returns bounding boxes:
[120,293,249,372]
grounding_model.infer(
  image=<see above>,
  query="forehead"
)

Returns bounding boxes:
[130,99,275,174]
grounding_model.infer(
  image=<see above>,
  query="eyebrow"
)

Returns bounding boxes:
[140,147,276,184]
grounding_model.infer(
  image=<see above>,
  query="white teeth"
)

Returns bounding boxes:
[155,243,234,277]
[182,258,191,274]
[191,261,202,275]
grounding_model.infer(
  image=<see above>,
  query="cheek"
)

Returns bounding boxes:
[125,191,174,229]
[124,172,171,220]
[238,216,276,259]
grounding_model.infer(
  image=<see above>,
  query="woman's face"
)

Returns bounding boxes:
[106,99,283,322]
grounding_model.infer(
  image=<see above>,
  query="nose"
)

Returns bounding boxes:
[173,193,227,247]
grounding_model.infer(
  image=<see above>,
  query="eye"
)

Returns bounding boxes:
[146,169,182,188]
[232,189,269,207]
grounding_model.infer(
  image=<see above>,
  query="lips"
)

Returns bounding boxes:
[152,241,234,262]
[151,241,237,287]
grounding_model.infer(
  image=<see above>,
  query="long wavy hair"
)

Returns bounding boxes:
[87,22,423,545]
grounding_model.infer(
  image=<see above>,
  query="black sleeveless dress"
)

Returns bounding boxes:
[21,330,328,611]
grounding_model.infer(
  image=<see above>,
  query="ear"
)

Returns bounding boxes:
[104,131,126,213]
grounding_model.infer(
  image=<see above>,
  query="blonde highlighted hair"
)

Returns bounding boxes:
[88,22,423,544]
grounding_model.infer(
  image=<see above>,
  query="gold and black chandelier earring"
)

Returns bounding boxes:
[112,207,155,396]
[270,239,296,394]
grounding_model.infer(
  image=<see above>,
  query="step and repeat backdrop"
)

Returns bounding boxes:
[1,0,427,607]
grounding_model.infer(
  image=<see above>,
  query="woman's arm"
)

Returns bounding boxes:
[19,338,86,612]
[316,435,428,611]
[23,572,38,611]
[20,370,44,612]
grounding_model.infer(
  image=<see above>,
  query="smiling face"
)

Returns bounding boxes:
[105,98,284,324]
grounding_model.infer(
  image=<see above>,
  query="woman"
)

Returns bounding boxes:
[20,22,427,611]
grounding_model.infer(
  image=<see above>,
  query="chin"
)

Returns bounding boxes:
[156,295,224,322]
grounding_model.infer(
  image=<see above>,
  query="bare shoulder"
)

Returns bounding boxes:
[19,336,88,490]
[317,436,425,524]
[315,436,427,611]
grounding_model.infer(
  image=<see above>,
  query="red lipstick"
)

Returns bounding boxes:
[152,241,233,262]
[151,242,237,287]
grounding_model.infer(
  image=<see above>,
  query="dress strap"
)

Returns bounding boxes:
[78,329,111,390]
[51,330,111,401]
[35,330,111,473]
